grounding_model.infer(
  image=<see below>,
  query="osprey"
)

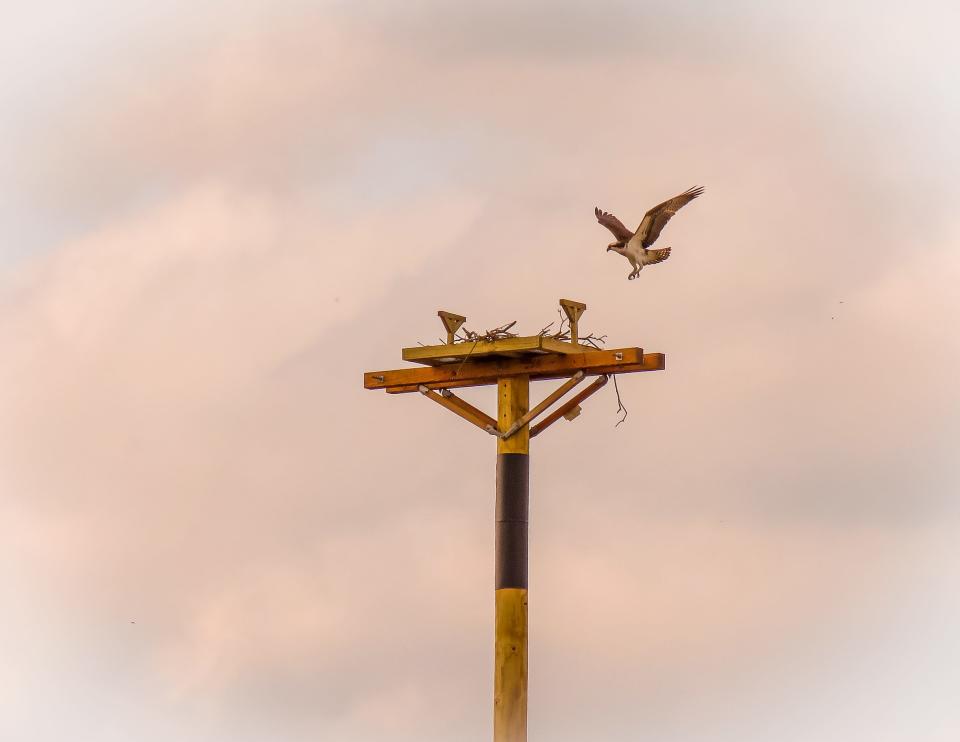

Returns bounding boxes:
[595,186,704,280]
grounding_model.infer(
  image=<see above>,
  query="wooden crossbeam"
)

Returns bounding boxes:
[386,355,662,393]
[365,348,661,393]
[530,375,609,438]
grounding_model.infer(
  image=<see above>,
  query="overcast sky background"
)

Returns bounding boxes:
[2,2,959,741]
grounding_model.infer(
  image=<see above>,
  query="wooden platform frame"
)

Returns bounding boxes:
[366,347,663,395]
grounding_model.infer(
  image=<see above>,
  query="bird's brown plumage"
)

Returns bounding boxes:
[595,185,704,248]
[594,207,633,243]
[643,246,671,265]
[635,185,704,247]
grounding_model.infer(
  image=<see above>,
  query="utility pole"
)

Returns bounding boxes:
[363,299,664,742]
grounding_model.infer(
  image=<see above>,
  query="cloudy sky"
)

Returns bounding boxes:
[2,2,959,740]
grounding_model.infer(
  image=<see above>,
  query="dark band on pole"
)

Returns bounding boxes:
[496,453,529,590]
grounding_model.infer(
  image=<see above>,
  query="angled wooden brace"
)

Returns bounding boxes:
[499,371,585,440]
[418,385,499,435]
[530,374,609,438]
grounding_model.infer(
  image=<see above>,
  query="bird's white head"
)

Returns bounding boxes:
[607,242,625,254]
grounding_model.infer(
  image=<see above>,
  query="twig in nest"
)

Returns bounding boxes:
[455,320,519,343]
[612,374,628,428]
[488,320,517,338]
[538,310,607,349]
[537,309,569,339]
[437,316,606,351]
[577,333,608,350]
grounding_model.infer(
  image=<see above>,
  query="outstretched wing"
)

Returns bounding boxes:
[635,186,704,247]
[641,247,671,266]
[594,207,634,243]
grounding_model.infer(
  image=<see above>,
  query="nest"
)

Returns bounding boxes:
[432,310,608,349]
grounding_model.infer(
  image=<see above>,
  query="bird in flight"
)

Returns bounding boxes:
[595,186,704,280]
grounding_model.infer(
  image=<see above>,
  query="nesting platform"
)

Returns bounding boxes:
[401,334,596,365]
[364,300,663,437]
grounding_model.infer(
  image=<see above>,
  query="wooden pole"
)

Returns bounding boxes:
[494,375,529,742]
